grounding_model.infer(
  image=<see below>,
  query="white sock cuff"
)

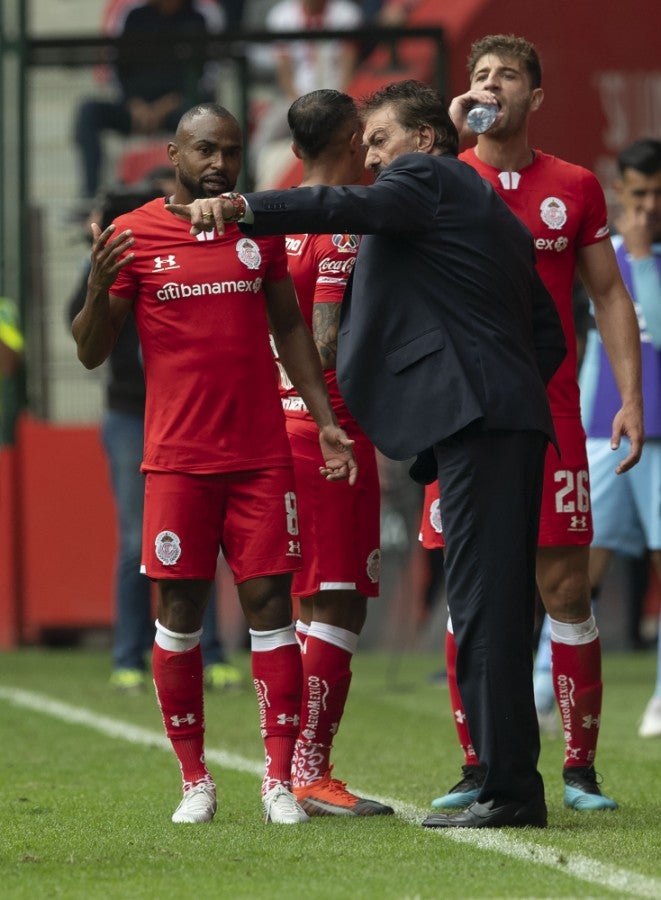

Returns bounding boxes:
[549,614,599,646]
[307,621,359,654]
[249,623,297,652]
[446,612,454,635]
[154,619,202,652]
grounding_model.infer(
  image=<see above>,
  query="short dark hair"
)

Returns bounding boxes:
[617,138,661,176]
[468,35,542,90]
[288,90,359,159]
[175,102,241,138]
[361,79,459,156]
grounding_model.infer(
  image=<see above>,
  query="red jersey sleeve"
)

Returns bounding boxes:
[311,232,360,305]
[262,234,289,282]
[576,168,610,249]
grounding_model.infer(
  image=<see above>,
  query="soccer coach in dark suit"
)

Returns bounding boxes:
[167,83,567,828]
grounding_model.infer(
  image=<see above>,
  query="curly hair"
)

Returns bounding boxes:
[468,35,543,89]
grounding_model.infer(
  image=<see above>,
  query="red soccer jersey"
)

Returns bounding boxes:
[110,198,292,473]
[459,147,610,418]
[276,231,360,428]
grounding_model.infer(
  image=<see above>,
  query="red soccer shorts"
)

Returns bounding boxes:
[419,417,593,550]
[142,467,302,582]
[286,417,381,598]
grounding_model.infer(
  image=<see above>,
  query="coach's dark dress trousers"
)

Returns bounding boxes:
[436,424,547,804]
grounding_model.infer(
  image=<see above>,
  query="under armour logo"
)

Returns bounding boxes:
[566,746,582,760]
[170,713,196,727]
[569,515,588,531]
[153,255,178,269]
[276,713,300,726]
[454,710,466,725]
[288,540,301,556]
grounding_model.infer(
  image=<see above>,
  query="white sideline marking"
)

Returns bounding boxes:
[0,686,263,776]
[2,686,660,898]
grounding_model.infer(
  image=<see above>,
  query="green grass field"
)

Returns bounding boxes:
[1,647,660,899]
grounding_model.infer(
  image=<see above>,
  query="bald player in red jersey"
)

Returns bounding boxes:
[72,103,357,827]
[420,34,643,815]
[274,90,392,817]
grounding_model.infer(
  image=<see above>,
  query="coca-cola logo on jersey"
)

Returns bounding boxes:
[318,256,356,275]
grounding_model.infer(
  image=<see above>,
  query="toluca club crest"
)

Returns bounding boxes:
[366,548,381,584]
[155,530,182,566]
[539,196,567,231]
[236,238,262,270]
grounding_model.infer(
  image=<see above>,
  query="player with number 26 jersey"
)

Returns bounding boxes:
[420,149,609,549]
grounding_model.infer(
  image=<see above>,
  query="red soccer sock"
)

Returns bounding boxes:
[292,624,356,788]
[250,626,303,795]
[152,636,209,788]
[550,619,603,769]
[445,625,479,767]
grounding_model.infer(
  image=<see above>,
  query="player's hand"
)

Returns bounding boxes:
[610,402,645,473]
[318,425,358,485]
[166,196,233,236]
[448,89,499,135]
[615,207,654,260]
[88,223,134,294]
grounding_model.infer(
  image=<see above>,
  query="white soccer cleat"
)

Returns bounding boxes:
[171,781,217,824]
[262,784,311,824]
[639,696,661,738]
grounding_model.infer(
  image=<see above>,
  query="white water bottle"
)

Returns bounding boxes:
[466,104,498,134]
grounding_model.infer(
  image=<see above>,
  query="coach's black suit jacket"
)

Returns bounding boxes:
[243,152,565,461]
[243,152,567,807]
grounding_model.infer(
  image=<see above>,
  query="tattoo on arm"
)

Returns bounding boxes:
[312,302,340,369]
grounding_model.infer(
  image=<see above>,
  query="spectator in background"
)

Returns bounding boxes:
[578,138,661,738]
[101,0,225,36]
[0,296,25,446]
[356,0,422,66]
[356,0,420,24]
[67,179,242,693]
[74,0,216,204]
[250,0,362,183]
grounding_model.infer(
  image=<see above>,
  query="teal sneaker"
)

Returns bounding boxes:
[109,668,145,692]
[563,766,618,810]
[204,662,243,691]
[431,764,486,810]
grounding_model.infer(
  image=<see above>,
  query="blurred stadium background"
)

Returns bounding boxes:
[0,0,659,655]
